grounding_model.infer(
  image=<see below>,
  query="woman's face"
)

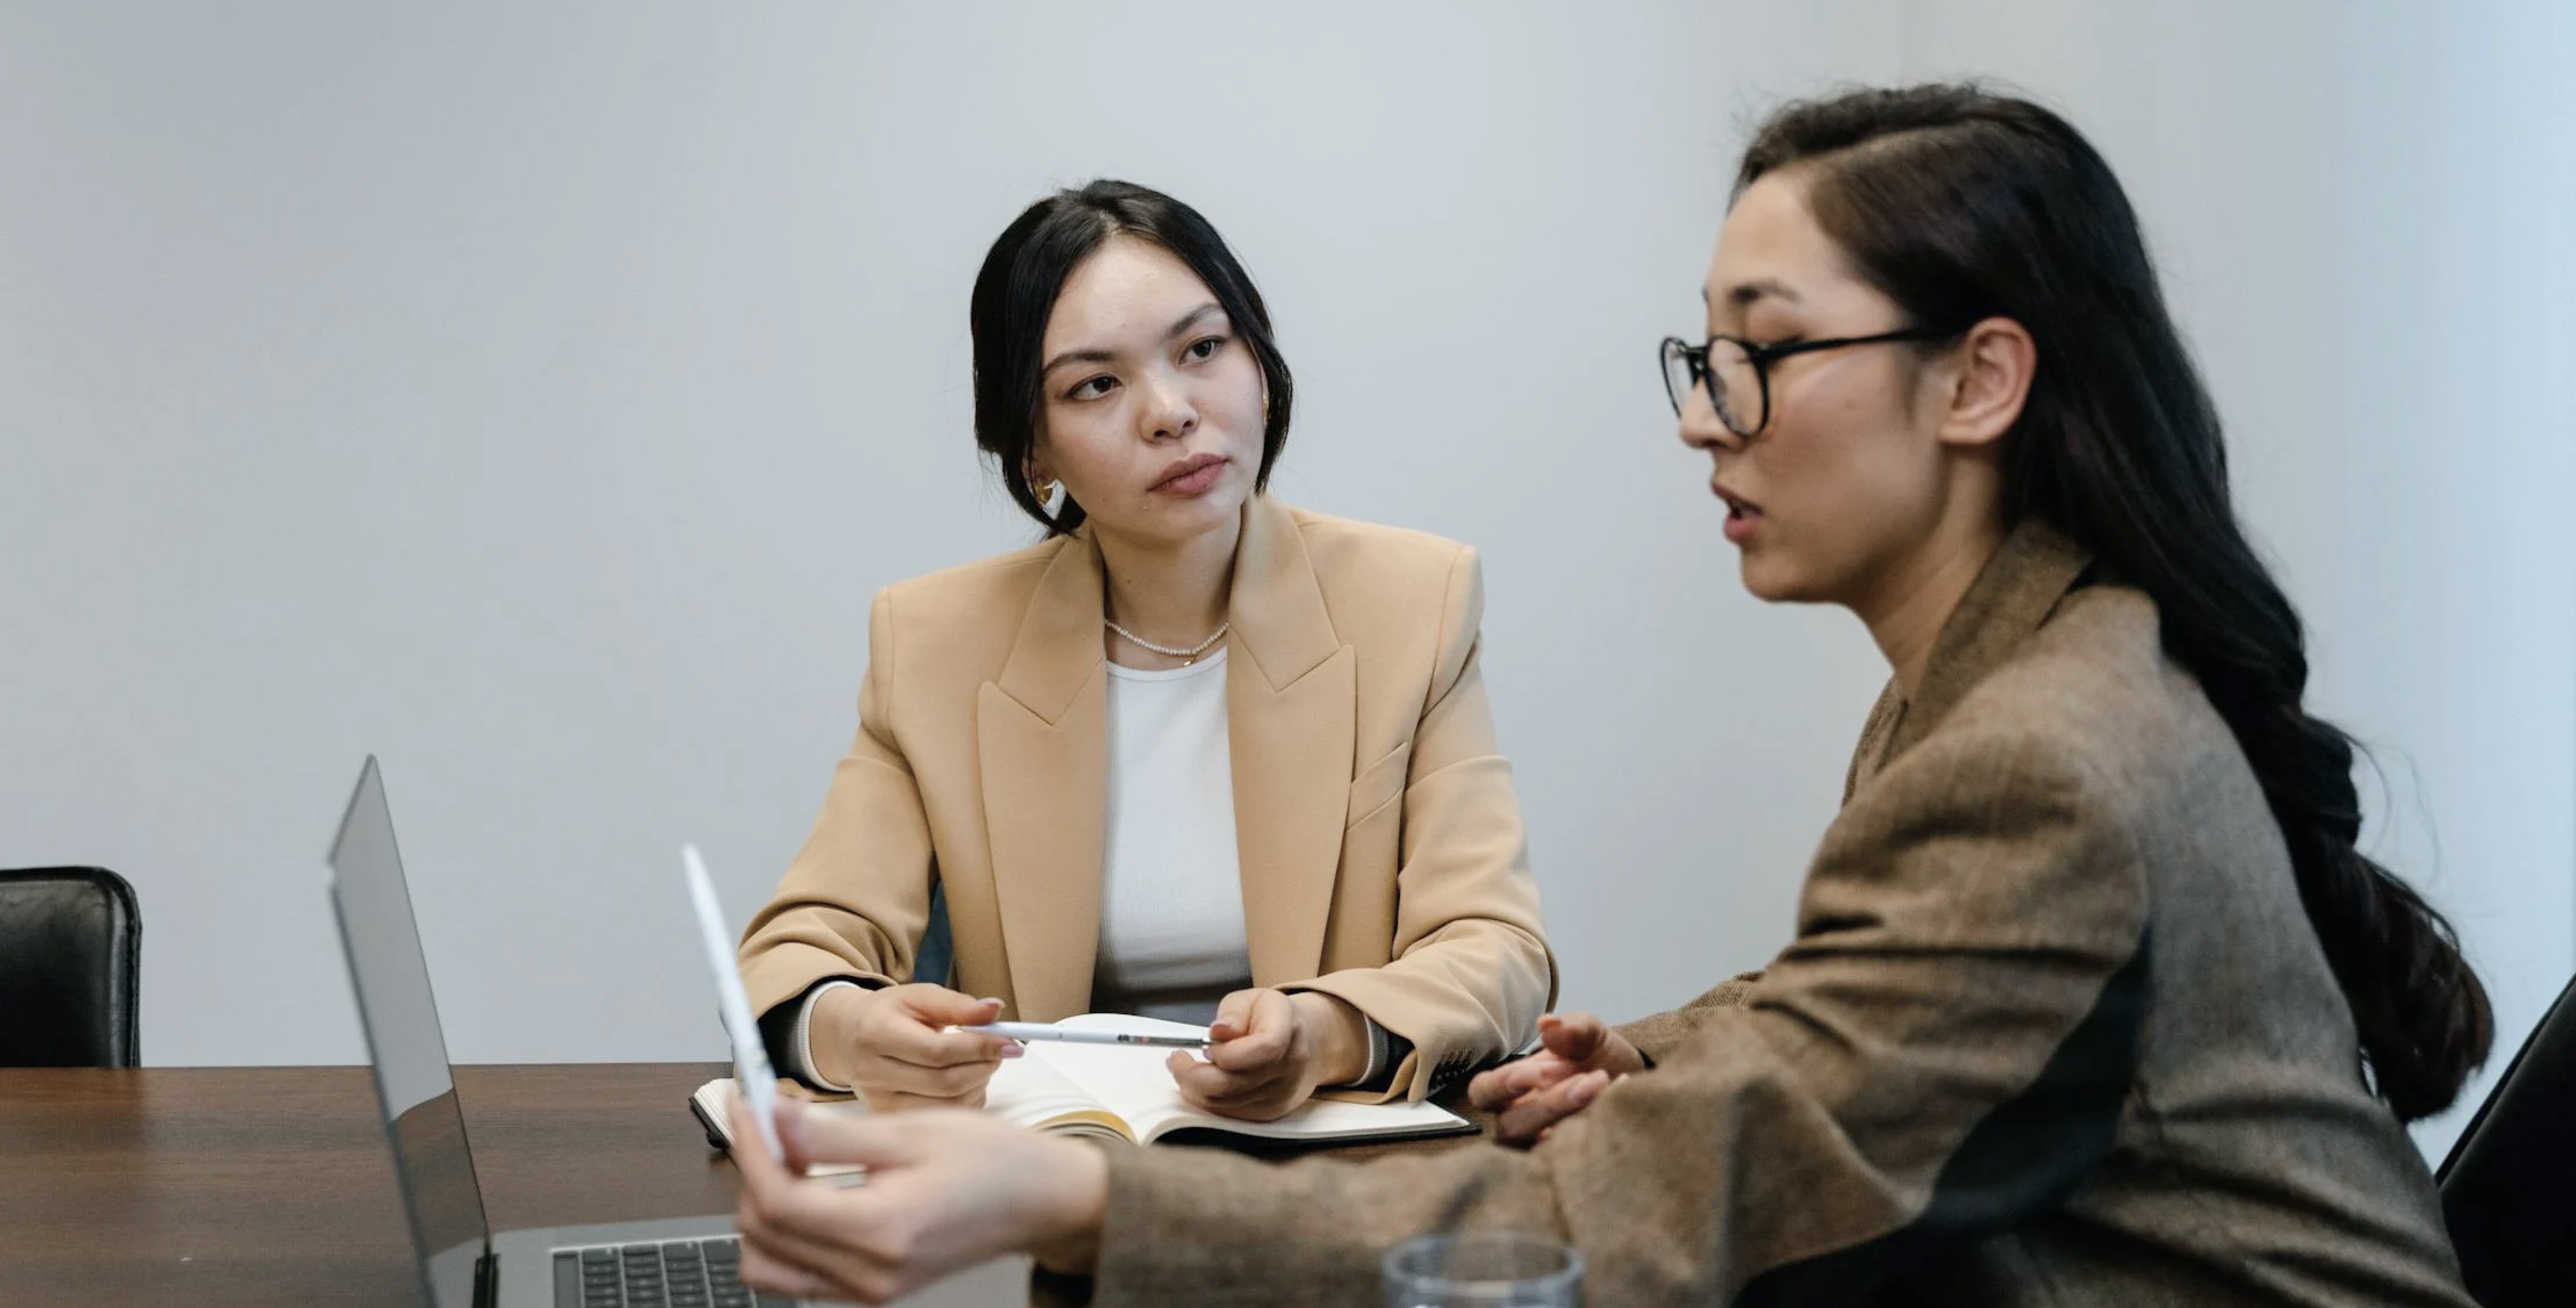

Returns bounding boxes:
[1682,171,1962,608]
[1030,235,1267,549]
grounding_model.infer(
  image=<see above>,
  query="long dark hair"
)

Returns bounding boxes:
[1740,84,2490,1120]
[968,180,1295,535]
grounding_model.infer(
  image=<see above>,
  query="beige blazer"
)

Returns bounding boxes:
[1076,521,2470,1307]
[739,496,1556,1101]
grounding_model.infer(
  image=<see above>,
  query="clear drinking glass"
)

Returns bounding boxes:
[1382,1233,1582,1308]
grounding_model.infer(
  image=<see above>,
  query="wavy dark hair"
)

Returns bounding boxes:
[1739,84,2489,1120]
[968,180,1295,535]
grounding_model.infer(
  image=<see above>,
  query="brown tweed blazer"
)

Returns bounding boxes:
[1076,520,2471,1307]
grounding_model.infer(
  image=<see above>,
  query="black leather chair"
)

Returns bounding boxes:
[2438,974,2576,1308]
[0,867,142,1067]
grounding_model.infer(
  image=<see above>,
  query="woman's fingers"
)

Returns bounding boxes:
[737,1105,1064,1306]
[867,999,1017,1069]
[1467,1051,1578,1111]
[876,1026,1015,1070]
[737,1205,857,1292]
[1168,1049,1297,1115]
[733,1109,879,1290]
[749,1096,929,1177]
[847,991,1017,1101]
[1495,1069,1614,1145]
[730,1108,1110,1304]
[1168,1050,1262,1100]
[739,1204,911,1307]
[730,1114,922,1301]
[1204,989,1295,1071]
[729,1099,790,1188]
[1206,988,1258,1042]
[892,1052,1007,1096]
[1470,1014,1640,1119]
[1537,1012,1608,1063]
[773,1095,875,1165]
[1537,1012,1645,1079]
[1178,990,1311,1117]
[735,1231,832,1298]
[771,1096,816,1176]
[1170,1068,1297,1119]
[1465,1064,1516,1111]
[892,986,1005,1027]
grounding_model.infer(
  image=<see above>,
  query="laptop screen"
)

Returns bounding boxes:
[328,757,491,1308]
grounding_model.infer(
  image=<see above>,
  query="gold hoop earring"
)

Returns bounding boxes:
[1032,478,1060,508]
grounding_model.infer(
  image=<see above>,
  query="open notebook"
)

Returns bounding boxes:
[691,1013,1477,1151]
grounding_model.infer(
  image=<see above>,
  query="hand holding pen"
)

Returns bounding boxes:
[1166,987,1370,1123]
[819,983,1024,1112]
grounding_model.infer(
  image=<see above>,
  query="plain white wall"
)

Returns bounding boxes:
[2,3,2566,1169]
[1,2,1898,1068]
[1902,0,2576,1165]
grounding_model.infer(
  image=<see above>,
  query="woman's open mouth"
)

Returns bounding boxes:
[1714,481,1762,543]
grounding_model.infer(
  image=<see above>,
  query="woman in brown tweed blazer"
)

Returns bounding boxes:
[720,86,2492,1307]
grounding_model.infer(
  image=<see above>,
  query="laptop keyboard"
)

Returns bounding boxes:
[554,1237,793,1308]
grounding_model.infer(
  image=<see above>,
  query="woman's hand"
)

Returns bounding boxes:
[1165,988,1367,1122]
[814,984,1022,1112]
[1466,1012,1646,1146]
[729,1097,1106,1305]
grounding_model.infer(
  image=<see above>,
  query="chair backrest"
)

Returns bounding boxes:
[0,867,143,1067]
[2438,973,2576,1308]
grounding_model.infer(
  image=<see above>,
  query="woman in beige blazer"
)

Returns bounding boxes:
[738,181,1553,1121]
[723,88,2489,1307]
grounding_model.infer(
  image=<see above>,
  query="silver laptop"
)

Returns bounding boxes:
[328,757,760,1308]
[326,758,1032,1308]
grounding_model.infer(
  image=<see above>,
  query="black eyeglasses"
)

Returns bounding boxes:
[1660,326,1963,436]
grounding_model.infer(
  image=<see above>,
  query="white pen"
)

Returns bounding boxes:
[682,844,784,1162]
[956,1021,1212,1050]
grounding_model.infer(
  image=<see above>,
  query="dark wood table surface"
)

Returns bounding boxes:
[0,1063,1491,1307]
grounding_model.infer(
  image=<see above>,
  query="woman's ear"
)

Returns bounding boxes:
[1937,316,2037,450]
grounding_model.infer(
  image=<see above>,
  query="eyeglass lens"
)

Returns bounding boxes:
[1664,339,1763,435]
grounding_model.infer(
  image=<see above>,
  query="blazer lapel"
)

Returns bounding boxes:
[1226,497,1355,987]
[978,534,1109,1020]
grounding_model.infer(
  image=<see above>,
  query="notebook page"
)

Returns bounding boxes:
[982,1046,1136,1143]
[1024,1014,1470,1144]
[1013,1013,1213,1134]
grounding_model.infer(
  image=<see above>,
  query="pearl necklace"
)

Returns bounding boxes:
[1104,617,1231,665]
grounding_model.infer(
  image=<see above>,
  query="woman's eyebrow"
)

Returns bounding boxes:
[1704,278,1803,310]
[1163,302,1224,340]
[1041,302,1227,377]
[1040,344,1114,377]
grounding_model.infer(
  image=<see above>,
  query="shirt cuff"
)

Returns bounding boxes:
[1328,1018,1402,1091]
[790,979,868,1093]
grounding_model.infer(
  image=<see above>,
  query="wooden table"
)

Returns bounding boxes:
[0,1064,740,1307]
[0,1064,1490,1307]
